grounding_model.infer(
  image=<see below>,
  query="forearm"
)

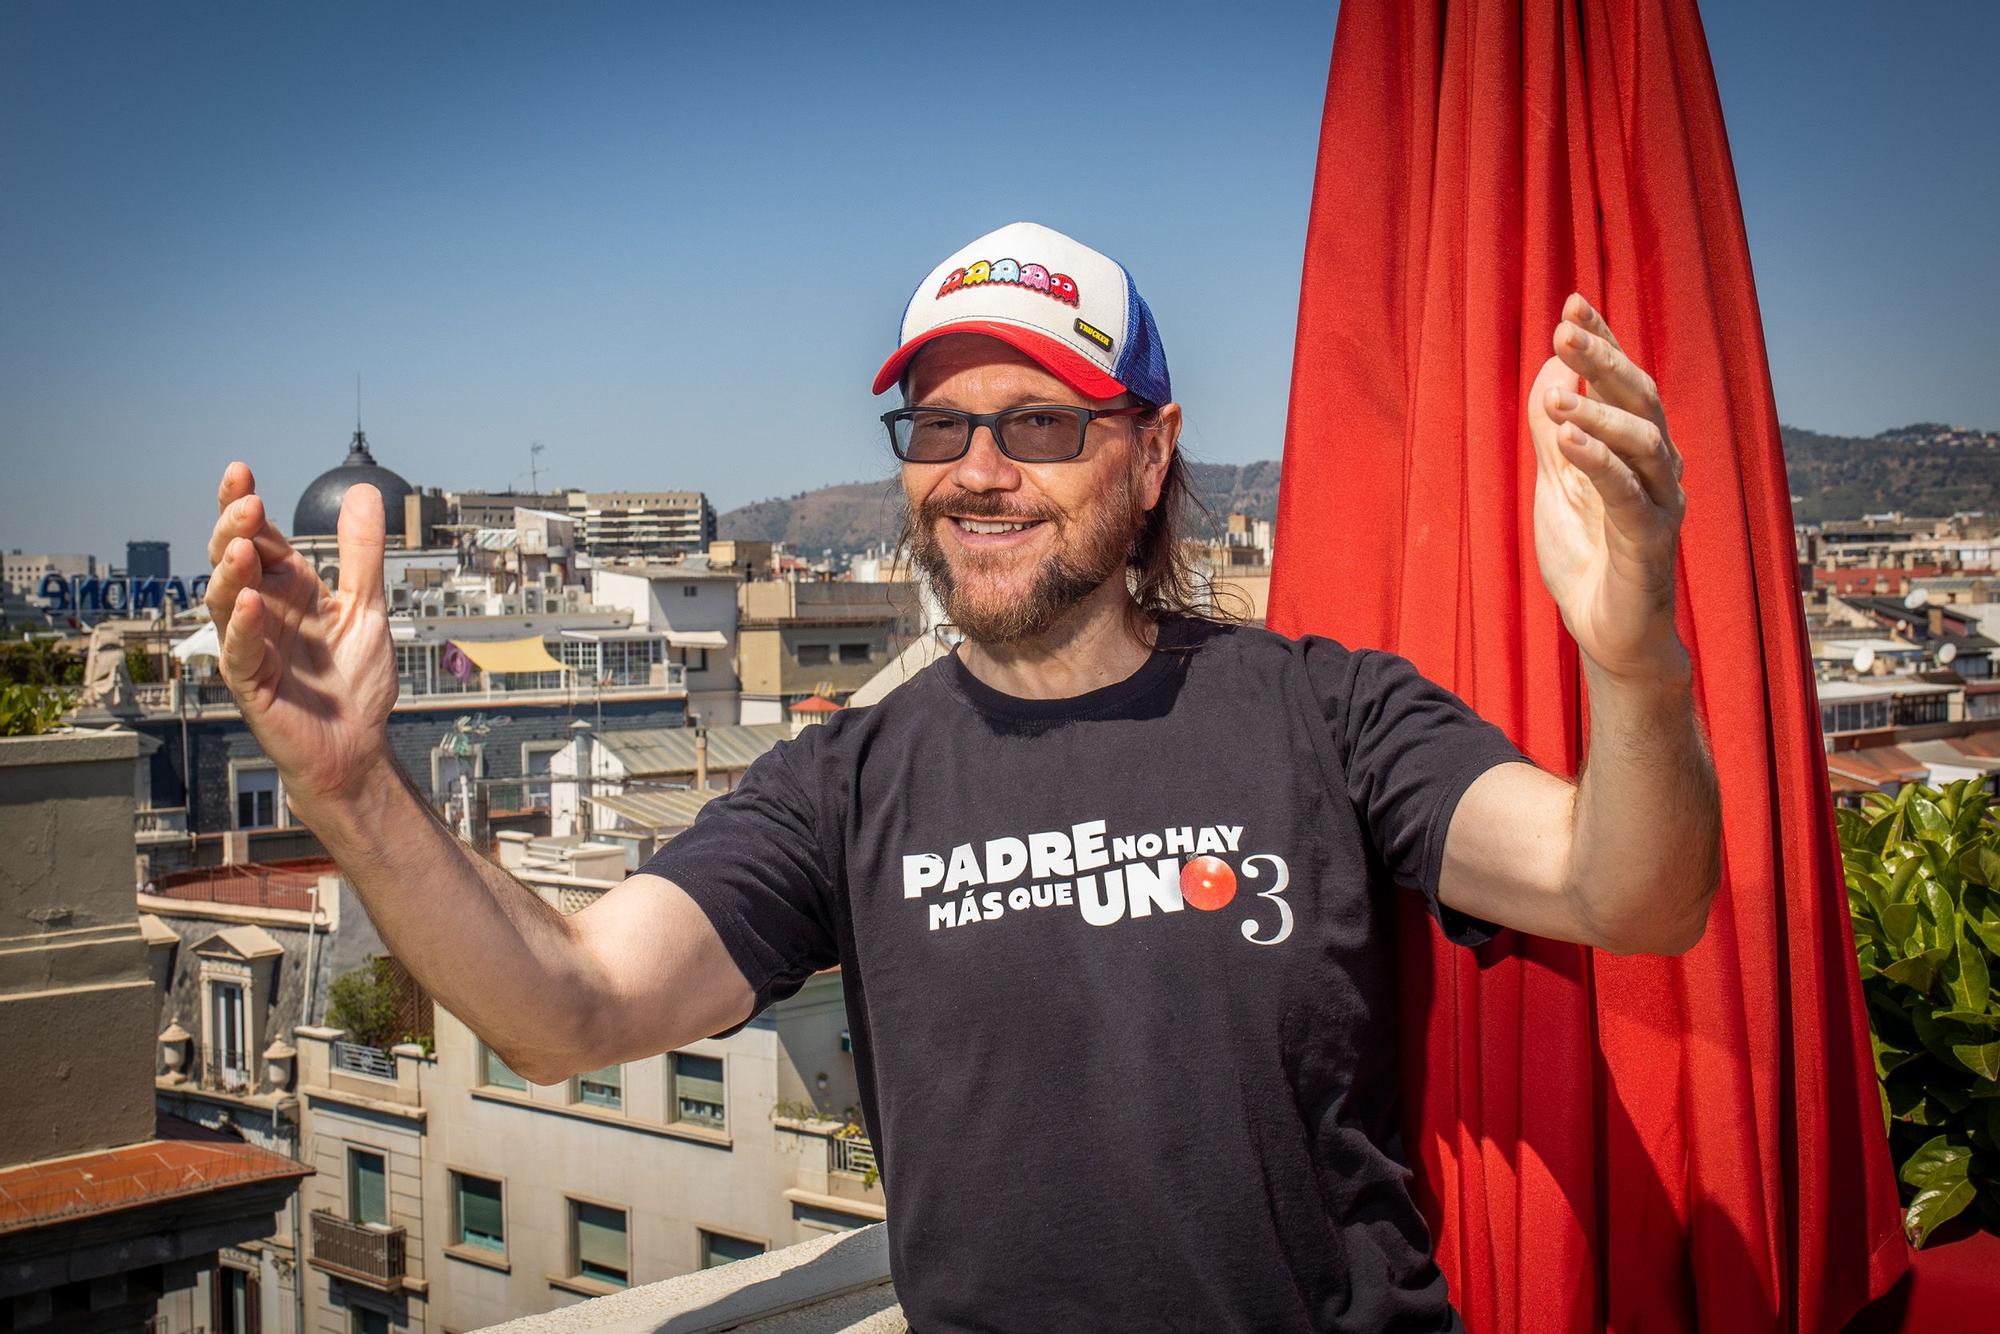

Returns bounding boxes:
[1566,656,1721,954]
[292,752,604,1079]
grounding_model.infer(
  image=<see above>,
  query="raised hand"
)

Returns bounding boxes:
[203,462,399,806]
[1528,294,1689,685]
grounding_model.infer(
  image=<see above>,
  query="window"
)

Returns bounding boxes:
[350,1309,389,1334]
[521,741,563,811]
[571,1199,630,1287]
[234,766,279,829]
[795,643,830,666]
[672,1052,726,1131]
[452,1172,505,1254]
[394,643,432,695]
[348,1149,387,1226]
[839,643,871,665]
[575,1063,622,1109]
[682,584,698,597]
[212,1263,256,1334]
[480,1043,527,1091]
[700,1229,766,1268]
[209,980,248,1086]
[684,647,709,673]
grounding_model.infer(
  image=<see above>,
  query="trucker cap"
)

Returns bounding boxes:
[871,221,1171,406]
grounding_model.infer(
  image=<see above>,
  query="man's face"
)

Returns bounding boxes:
[899,334,1172,644]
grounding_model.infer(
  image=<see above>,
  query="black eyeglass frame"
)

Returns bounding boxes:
[881,403,1151,464]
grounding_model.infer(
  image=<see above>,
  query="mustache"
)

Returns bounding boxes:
[914,493,1060,525]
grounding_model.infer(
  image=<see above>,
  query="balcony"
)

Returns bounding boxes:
[331,1040,396,1080]
[134,805,188,843]
[774,1118,886,1221]
[309,1209,408,1291]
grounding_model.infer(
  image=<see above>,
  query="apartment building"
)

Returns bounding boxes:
[2,547,97,594]
[289,864,879,1333]
[0,728,307,1334]
[736,581,922,723]
[566,491,717,561]
[591,561,742,727]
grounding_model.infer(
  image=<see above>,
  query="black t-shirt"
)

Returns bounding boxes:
[638,614,1527,1332]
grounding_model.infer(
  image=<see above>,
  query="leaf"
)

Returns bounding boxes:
[1909,796,1949,839]
[1873,1030,1920,1079]
[1906,1179,1977,1247]
[1890,856,1926,901]
[1952,1041,2000,1081]
[1913,1003,1967,1064]
[1921,876,1960,932]
[1935,1010,2000,1028]
[1900,1133,1973,1189]
[1953,925,1992,1014]
[1882,902,1922,950]
[1885,945,1952,994]
[1980,847,2000,892]
[1963,890,2000,956]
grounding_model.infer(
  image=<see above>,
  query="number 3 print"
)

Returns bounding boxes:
[1239,854,1293,946]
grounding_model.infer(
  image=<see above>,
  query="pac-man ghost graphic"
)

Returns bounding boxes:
[1049,273,1079,306]
[937,267,966,297]
[1020,263,1051,292]
[963,260,991,286]
[989,258,1021,285]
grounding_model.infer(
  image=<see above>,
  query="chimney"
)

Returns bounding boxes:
[1929,607,1945,639]
[694,727,709,791]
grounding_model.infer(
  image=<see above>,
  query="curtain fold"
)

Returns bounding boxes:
[1265,2,1909,1328]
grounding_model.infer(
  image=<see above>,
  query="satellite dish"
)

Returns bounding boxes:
[1905,587,1931,610]
[1939,642,1959,666]
[1853,646,1877,673]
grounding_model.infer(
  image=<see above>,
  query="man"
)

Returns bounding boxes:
[204,221,1718,1332]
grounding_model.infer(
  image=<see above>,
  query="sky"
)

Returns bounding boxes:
[2,1,1995,571]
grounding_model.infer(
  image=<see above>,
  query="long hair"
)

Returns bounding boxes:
[1127,407,1227,628]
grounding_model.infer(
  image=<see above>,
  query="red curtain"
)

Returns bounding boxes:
[1265,2,1909,1329]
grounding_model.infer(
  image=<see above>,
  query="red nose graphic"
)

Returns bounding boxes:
[1181,856,1237,911]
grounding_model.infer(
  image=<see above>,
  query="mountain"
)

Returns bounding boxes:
[1781,422,2000,523]
[720,424,1999,553]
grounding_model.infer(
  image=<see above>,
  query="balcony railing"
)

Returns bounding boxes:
[135,806,189,840]
[831,1133,877,1179]
[331,1041,396,1080]
[310,1210,407,1290]
[150,864,323,913]
[202,1054,254,1095]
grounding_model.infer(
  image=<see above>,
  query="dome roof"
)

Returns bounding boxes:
[293,430,413,537]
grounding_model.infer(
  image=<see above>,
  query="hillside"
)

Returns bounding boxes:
[720,423,1998,553]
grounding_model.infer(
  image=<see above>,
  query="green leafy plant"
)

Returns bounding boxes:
[0,684,76,737]
[1839,780,2000,1245]
[326,958,425,1050]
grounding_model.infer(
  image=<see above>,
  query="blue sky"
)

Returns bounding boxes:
[2,1,1995,570]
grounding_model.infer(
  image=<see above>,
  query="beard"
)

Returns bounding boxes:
[903,481,1143,645]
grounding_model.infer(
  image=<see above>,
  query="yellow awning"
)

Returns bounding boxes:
[447,636,567,674]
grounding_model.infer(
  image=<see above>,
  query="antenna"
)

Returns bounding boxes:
[530,441,546,494]
[1939,642,1959,666]
[1905,587,1930,610]
[1852,646,1876,674]
[355,374,362,432]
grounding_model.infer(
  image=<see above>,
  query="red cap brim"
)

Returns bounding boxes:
[870,321,1128,401]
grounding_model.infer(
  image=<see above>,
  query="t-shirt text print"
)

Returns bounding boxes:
[904,817,1295,944]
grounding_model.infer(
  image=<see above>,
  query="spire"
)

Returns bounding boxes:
[345,374,375,465]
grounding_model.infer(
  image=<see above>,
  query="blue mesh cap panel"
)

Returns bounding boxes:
[1112,263,1171,405]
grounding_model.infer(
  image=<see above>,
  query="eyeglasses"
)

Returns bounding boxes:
[882,403,1150,464]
